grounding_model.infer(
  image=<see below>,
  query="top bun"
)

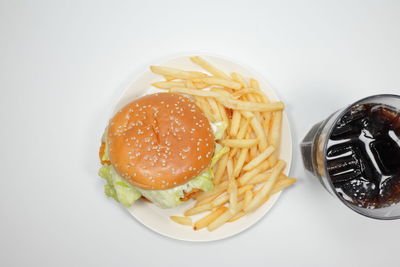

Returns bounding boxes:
[107,93,215,190]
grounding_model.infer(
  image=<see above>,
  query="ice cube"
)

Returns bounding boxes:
[370,137,400,175]
[326,144,353,158]
[328,157,361,183]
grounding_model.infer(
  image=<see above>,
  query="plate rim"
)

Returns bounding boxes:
[111,53,293,242]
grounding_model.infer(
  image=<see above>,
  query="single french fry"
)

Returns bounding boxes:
[221,139,258,148]
[150,66,207,79]
[190,56,230,80]
[217,97,284,112]
[263,112,272,138]
[194,206,228,230]
[233,148,248,178]
[267,111,283,166]
[194,99,205,110]
[248,193,271,213]
[228,178,238,214]
[243,190,253,210]
[244,160,286,213]
[170,87,221,98]
[227,210,246,222]
[210,87,232,97]
[170,216,193,226]
[188,71,209,77]
[236,119,250,139]
[208,201,245,231]
[243,145,275,171]
[238,168,262,185]
[217,101,229,127]
[214,152,229,184]
[184,203,213,216]
[250,141,258,159]
[207,97,222,121]
[226,161,236,212]
[194,82,209,89]
[202,77,242,90]
[233,88,264,99]
[185,79,195,89]
[250,116,268,151]
[229,110,241,136]
[229,120,251,156]
[164,75,175,81]
[241,110,255,119]
[231,72,248,88]
[270,177,297,194]
[227,158,233,178]
[195,96,217,122]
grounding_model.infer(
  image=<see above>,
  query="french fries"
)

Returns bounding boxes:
[244,160,286,213]
[150,56,296,231]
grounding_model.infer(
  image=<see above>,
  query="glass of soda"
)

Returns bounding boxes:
[301,94,400,219]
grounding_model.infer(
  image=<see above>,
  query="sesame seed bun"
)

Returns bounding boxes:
[107,93,215,190]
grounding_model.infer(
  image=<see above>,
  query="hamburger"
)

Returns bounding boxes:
[98,93,228,208]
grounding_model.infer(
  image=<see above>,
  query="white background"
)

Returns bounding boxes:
[1,0,399,266]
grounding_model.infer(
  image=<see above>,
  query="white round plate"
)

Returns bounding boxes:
[111,54,292,242]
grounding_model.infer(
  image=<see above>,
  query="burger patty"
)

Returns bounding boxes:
[99,142,111,166]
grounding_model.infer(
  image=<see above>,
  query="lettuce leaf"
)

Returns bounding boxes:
[98,165,141,207]
[135,168,214,209]
[99,165,215,209]
[211,143,229,168]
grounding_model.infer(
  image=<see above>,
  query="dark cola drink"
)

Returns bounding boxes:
[326,103,400,208]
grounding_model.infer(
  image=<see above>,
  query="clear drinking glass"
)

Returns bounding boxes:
[300,94,400,219]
